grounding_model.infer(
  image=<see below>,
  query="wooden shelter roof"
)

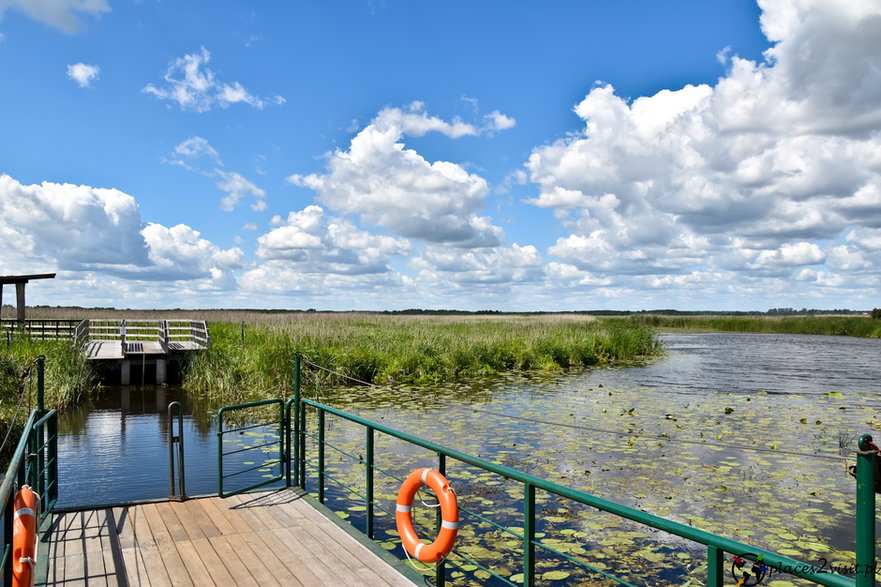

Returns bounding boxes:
[0,273,56,284]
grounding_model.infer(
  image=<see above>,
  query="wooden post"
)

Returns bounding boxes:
[120,360,131,385]
[156,359,167,384]
[15,281,26,322]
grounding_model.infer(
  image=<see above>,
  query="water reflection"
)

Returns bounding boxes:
[57,386,231,508]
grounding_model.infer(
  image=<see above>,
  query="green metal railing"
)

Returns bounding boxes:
[279,353,878,587]
[1,357,58,587]
[216,398,285,498]
[168,401,187,500]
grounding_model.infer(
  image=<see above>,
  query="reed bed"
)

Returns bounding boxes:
[629,314,881,337]
[182,314,661,403]
[0,335,96,467]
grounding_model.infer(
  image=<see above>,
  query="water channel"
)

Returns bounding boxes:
[55,332,881,584]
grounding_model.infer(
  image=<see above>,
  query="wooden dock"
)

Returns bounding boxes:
[41,490,416,586]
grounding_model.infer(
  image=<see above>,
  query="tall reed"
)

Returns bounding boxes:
[0,334,96,467]
[629,314,881,337]
[182,315,661,401]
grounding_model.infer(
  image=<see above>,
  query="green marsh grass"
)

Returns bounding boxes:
[182,314,661,402]
[629,313,881,337]
[0,334,96,467]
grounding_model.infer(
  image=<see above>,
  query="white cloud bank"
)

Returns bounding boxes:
[0,175,243,303]
[524,0,881,307]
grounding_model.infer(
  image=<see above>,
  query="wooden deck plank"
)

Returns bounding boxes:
[272,528,342,585]
[168,540,213,586]
[238,530,305,586]
[188,537,236,585]
[165,499,207,542]
[208,534,261,585]
[129,504,172,587]
[140,503,193,587]
[112,506,153,586]
[45,490,414,587]
[193,497,238,536]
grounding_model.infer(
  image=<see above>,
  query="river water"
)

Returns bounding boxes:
[55,332,881,584]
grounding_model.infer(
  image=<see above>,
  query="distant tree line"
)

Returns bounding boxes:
[14,304,875,317]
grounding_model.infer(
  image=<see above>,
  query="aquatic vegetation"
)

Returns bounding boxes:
[182,314,662,400]
[287,363,871,586]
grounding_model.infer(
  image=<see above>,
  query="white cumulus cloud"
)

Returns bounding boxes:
[524,0,881,299]
[289,104,505,247]
[0,174,242,285]
[66,62,99,87]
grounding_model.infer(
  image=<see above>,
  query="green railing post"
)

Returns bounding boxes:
[36,355,46,500]
[284,398,292,487]
[48,409,57,506]
[523,482,535,587]
[436,453,447,587]
[291,352,301,488]
[27,420,39,491]
[707,545,724,587]
[216,409,224,496]
[300,404,307,487]
[856,434,877,587]
[168,401,186,499]
[318,408,325,503]
[366,427,375,539]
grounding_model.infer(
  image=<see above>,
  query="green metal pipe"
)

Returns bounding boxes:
[292,352,301,487]
[707,545,724,587]
[318,409,325,503]
[216,408,224,496]
[366,427,374,539]
[523,483,535,587]
[856,434,877,587]
[47,410,58,505]
[435,452,447,587]
[299,403,307,487]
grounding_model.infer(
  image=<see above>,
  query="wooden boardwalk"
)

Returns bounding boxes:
[41,490,416,586]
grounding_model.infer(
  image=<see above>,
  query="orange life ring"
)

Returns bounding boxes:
[395,468,458,563]
[12,485,39,587]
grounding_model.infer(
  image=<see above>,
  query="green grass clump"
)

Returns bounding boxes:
[0,334,97,468]
[182,314,661,401]
[629,314,881,337]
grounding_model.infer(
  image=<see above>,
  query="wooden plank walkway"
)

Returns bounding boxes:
[84,341,125,360]
[41,490,415,586]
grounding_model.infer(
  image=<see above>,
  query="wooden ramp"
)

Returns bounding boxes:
[41,490,416,587]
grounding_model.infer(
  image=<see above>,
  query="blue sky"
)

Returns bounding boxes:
[1,0,880,311]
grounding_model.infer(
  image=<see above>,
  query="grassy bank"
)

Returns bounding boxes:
[183,314,661,403]
[0,335,96,468]
[628,313,881,337]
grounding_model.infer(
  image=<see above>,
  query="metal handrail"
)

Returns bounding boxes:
[168,402,187,500]
[283,353,875,587]
[216,399,285,498]
[1,358,58,586]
